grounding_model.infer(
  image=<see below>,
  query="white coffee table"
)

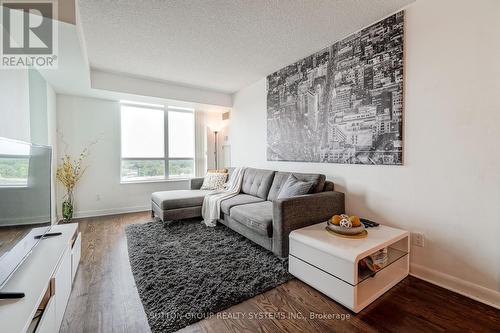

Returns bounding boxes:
[289,221,409,313]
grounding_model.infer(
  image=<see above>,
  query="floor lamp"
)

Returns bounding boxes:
[213,130,219,170]
[209,126,221,169]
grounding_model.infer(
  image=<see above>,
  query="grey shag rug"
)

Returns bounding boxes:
[125,218,292,333]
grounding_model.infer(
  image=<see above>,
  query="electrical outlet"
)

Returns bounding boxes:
[96,194,101,201]
[411,232,425,247]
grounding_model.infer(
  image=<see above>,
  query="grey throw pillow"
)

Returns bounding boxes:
[277,174,314,199]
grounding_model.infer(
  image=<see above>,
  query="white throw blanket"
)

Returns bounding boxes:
[202,167,245,227]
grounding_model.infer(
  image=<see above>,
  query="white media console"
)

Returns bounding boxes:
[0,223,81,333]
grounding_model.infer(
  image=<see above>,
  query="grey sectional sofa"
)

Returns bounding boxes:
[151,167,345,257]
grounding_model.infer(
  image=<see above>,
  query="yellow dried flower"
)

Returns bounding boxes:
[56,148,89,196]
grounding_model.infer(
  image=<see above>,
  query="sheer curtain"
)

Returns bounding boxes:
[194,110,207,177]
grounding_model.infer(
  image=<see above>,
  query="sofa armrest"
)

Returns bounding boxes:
[272,191,345,257]
[189,177,204,190]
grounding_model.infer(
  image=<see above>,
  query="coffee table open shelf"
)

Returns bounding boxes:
[358,247,408,283]
[289,221,409,313]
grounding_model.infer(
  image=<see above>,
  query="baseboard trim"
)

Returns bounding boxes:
[71,206,151,219]
[410,263,499,309]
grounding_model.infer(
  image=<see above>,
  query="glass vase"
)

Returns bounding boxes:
[62,199,73,222]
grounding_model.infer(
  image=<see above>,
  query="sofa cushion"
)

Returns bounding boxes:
[151,190,212,210]
[220,194,264,215]
[323,180,335,192]
[229,201,273,237]
[241,168,275,200]
[267,172,326,201]
[277,174,314,199]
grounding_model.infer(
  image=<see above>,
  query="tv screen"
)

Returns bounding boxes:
[0,137,52,289]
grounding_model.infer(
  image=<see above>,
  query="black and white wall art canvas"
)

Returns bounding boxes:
[267,11,404,165]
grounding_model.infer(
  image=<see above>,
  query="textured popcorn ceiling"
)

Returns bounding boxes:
[78,0,413,93]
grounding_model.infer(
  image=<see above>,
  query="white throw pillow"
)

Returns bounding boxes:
[200,172,228,190]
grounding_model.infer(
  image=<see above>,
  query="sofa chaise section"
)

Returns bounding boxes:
[151,177,210,221]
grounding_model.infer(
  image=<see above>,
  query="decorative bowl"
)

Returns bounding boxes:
[326,220,365,235]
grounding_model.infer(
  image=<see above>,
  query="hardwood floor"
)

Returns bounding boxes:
[60,212,500,333]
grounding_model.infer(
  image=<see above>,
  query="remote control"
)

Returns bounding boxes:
[361,218,380,228]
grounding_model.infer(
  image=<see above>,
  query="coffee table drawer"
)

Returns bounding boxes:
[289,254,355,310]
[290,236,354,284]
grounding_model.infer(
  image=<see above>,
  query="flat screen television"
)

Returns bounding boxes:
[0,137,52,293]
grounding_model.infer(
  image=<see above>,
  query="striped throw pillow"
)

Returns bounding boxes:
[277,174,314,199]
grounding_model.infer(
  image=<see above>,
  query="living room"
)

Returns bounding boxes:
[0,1,499,333]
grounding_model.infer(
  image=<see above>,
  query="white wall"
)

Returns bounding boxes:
[28,70,49,145]
[90,70,233,107]
[56,94,190,218]
[230,0,500,307]
[206,111,230,170]
[0,70,30,142]
[27,70,59,223]
[47,84,58,224]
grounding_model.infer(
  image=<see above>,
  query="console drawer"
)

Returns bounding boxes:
[71,232,81,281]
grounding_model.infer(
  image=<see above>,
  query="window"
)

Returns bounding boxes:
[0,157,30,187]
[120,104,195,182]
[0,141,30,187]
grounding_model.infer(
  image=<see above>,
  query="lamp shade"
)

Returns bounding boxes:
[208,124,223,132]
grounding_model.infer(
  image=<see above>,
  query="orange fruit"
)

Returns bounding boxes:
[331,215,342,225]
[349,215,361,227]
